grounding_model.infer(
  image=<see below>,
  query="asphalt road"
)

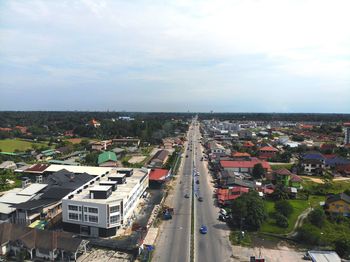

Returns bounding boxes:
[192,122,233,262]
[152,123,194,262]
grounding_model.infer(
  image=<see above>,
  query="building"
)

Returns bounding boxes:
[258,146,278,160]
[325,192,350,217]
[149,169,168,183]
[13,170,93,226]
[98,151,118,167]
[149,150,169,168]
[91,140,112,151]
[270,169,303,189]
[231,152,251,160]
[307,251,341,262]
[62,168,149,237]
[220,158,271,174]
[22,164,50,183]
[0,222,88,261]
[301,152,325,175]
[0,161,17,170]
[216,187,249,206]
[89,119,101,128]
[344,122,350,145]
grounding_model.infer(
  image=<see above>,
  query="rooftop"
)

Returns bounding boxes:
[45,164,114,176]
[98,151,117,165]
[25,163,50,174]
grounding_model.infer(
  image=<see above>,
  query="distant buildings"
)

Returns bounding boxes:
[344,122,350,145]
[325,192,350,217]
[220,158,271,174]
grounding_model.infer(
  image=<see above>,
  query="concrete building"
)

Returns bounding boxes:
[62,168,149,237]
[344,122,350,145]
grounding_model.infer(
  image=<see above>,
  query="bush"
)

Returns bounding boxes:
[275,212,289,228]
[335,237,350,258]
[275,200,293,217]
[297,224,321,245]
[308,208,325,228]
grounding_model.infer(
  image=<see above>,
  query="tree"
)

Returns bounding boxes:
[297,224,321,245]
[229,191,267,230]
[344,189,350,196]
[335,237,350,258]
[252,163,265,180]
[308,208,325,228]
[275,200,293,217]
[272,184,289,200]
[84,151,99,166]
[275,212,289,228]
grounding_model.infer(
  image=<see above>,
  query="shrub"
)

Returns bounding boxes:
[275,212,289,228]
[275,200,293,217]
[308,208,325,228]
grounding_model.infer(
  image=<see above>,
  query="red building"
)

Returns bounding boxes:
[216,186,249,206]
[258,146,278,159]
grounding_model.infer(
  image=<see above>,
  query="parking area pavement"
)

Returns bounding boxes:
[232,245,305,262]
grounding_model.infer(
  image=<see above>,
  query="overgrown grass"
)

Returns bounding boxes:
[0,139,48,153]
[270,163,293,170]
[260,196,323,235]
[229,231,252,246]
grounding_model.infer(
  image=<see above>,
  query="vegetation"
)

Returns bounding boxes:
[252,163,265,180]
[275,200,293,217]
[0,169,21,192]
[308,208,326,228]
[229,191,267,230]
[0,139,48,153]
[229,231,252,246]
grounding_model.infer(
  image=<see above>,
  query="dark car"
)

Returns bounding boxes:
[184,193,190,198]
[198,196,203,202]
[186,155,189,158]
[196,180,200,184]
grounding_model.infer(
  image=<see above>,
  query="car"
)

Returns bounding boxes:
[218,214,226,222]
[184,193,190,198]
[200,225,208,234]
[196,180,200,184]
[220,209,227,216]
[186,155,189,158]
[198,196,203,202]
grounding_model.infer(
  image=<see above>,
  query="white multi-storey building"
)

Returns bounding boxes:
[344,123,350,145]
[62,168,149,237]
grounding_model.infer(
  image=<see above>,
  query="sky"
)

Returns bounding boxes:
[0,0,350,113]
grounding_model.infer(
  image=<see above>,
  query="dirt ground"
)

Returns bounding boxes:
[301,176,350,184]
[77,248,132,262]
[128,155,146,164]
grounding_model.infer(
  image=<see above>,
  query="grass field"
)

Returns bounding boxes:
[0,139,48,153]
[260,195,324,235]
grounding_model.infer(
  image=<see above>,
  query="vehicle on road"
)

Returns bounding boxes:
[200,157,203,161]
[198,196,203,202]
[220,209,227,216]
[184,193,189,198]
[200,225,208,234]
[186,155,189,158]
[196,180,200,184]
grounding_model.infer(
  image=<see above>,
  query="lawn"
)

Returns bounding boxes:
[260,195,324,235]
[0,139,48,153]
[270,163,293,170]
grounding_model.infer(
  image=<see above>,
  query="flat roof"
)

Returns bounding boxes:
[308,251,341,262]
[99,181,118,185]
[17,184,48,196]
[0,193,33,204]
[90,185,112,192]
[45,165,114,176]
[65,168,149,204]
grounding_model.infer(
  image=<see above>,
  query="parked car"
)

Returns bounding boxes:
[218,214,226,222]
[200,225,208,234]
[198,196,203,202]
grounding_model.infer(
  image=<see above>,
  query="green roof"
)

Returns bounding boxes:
[98,151,117,164]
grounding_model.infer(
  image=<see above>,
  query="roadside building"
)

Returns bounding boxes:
[149,150,169,168]
[216,187,249,206]
[0,222,88,261]
[98,151,118,167]
[220,158,271,174]
[325,192,350,217]
[149,169,168,186]
[269,169,303,189]
[62,168,149,237]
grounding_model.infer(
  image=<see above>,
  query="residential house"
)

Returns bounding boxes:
[14,126,28,134]
[325,193,350,217]
[64,130,74,137]
[149,150,169,168]
[231,152,251,160]
[21,164,50,183]
[238,130,254,140]
[220,158,271,174]
[89,119,101,128]
[0,222,88,261]
[149,169,169,187]
[216,187,249,206]
[98,151,118,167]
[258,146,278,160]
[301,152,326,175]
[91,140,112,151]
[0,161,17,170]
[242,141,255,148]
[270,169,303,189]
[112,147,126,158]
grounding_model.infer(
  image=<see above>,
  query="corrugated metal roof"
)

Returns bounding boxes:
[17,184,48,196]
[98,151,117,165]
[0,193,33,204]
[0,202,16,214]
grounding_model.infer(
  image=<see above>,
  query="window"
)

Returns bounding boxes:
[88,207,98,214]
[110,215,120,224]
[110,205,120,213]
[88,215,98,223]
[84,207,87,212]
[68,205,78,211]
[68,213,79,220]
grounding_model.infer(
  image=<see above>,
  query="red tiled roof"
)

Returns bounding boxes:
[220,158,271,170]
[217,187,249,202]
[149,169,168,181]
[243,141,254,147]
[343,122,350,127]
[273,168,292,176]
[290,174,303,182]
[259,146,278,152]
[232,152,251,157]
[323,154,337,159]
[0,127,12,132]
[25,164,50,174]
